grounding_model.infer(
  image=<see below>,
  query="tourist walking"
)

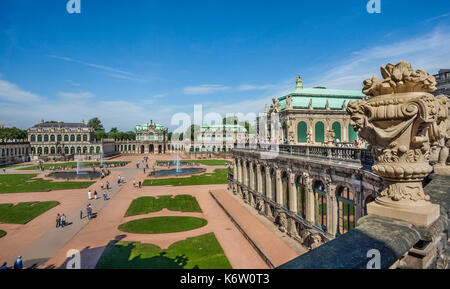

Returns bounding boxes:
[61,214,66,227]
[138,181,142,189]
[88,190,92,200]
[13,256,23,269]
[100,182,104,190]
[106,181,110,190]
[103,191,108,200]
[87,204,92,219]
[56,213,61,228]
[118,175,121,184]
[94,191,98,200]
[133,179,136,187]
[80,210,83,219]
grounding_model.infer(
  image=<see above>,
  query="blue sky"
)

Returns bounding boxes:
[1,0,450,131]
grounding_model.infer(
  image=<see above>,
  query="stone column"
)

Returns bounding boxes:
[288,170,297,214]
[325,179,337,237]
[233,159,238,181]
[265,166,271,200]
[276,168,282,206]
[237,159,242,184]
[256,163,262,194]
[249,162,255,190]
[304,172,314,224]
[242,161,247,187]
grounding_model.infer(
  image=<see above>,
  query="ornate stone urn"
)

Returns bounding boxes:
[347,61,448,227]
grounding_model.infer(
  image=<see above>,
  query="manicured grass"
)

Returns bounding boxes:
[0,230,6,238]
[157,160,231,166]
[0,174,95,194]
[143,168,228,186]
[1,163,28,169]
[125,195,202,217]
[0,201,59,224]
[18,161,130,171]
[96,233,232,269]
[118,216,207,234]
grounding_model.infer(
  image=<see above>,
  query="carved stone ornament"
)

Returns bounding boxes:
[347,61,447,226]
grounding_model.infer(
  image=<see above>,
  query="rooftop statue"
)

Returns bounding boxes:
[296,74,303,88]
[347,61,448,227]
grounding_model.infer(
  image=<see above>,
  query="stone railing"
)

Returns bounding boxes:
[235,144,374,170]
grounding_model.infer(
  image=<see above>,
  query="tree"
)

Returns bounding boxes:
[185,124,201,141]
[87,117,104,132]
[0,127,27,140]
[95,130,108,140]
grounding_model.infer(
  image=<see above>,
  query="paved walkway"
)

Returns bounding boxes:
[14,168,138,268]
[211,189,303,267]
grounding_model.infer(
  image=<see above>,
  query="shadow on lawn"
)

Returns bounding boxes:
[95,237,200,269]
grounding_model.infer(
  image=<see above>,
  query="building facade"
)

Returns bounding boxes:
[115,120,169,154]
[434,69,450,95]
[229,76,382,249]
[27,120,115,161]
[0,139,31,167]
[257,76,366,147]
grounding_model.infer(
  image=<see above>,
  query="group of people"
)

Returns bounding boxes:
[56,213,68,228]
[0,256,23,269]
[132,179,142,188]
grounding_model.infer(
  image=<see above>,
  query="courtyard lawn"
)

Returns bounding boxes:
[143,168,228,186]
[0,174,95,194]
[125,195,202,217]
[0,230,6,238]
[18,161,130,171]
[0,201,59,224]
[95,232,232,269]
[118,216,207,234]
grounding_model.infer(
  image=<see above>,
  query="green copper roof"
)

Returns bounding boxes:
[279,87,365,110]
[135,122,167,131]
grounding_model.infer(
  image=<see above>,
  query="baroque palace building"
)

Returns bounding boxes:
[229,76,383,250]
[258,75,366,146]
[27,120,116,161]
[115,120,169,154]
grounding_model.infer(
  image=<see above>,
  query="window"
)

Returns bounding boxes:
[296,176,306,218]
[64,135,69,141]
[149,133,154,140]
[50,135,55,142]
[44,135,49,142]
[260,166,266,196]
[313,180,327,231]
[50,147,55,154]
[96,146,100,153]
[270,169,276,202]
[64,147,69,154]
[38,135,42,142]
[348,124,358,142]
[77,135,81,142]
[70,135,75,142]
[38,147,42,154]
[70,147,75,154]
[282,172,289,209]
[332,122,341,142]
[253,164,258,192]
[315,122,325,143]
[83,135,87,141]
[337,187,355,235]
[57,135,62,142]
[297,121,307,143]
[31,135,36,142]
[44,147,49,154]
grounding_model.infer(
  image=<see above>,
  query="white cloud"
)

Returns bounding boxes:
[183,84,232,95]
[58,91,96,100]
[152,93,167,98]
[312,27,450,89]
[0,79,41,103]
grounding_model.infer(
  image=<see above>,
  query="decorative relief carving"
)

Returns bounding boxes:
[347,61,448,203]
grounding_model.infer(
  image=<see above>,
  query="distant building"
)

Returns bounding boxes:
[257,75,366,147]
[27,120,116,161]
[0,139,31,167]
[115,120,168,154]
[434,69,450,95]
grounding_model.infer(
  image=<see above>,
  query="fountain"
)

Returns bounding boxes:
[47,155,101,180]
[150,151,205,177]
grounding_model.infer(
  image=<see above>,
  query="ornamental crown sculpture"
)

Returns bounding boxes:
[346,61,448,226]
